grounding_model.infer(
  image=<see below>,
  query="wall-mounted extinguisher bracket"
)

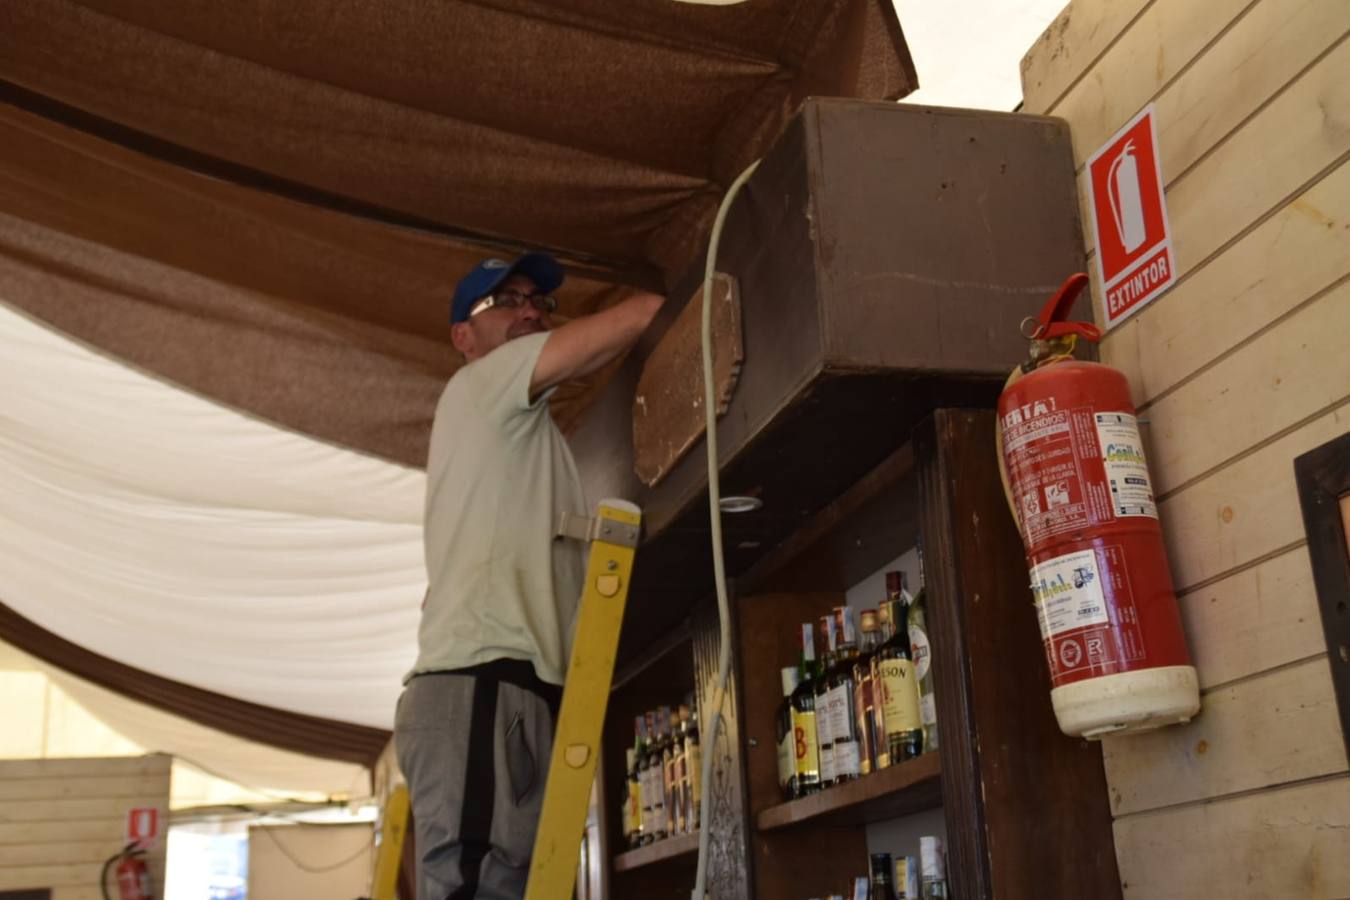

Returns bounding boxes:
[998,273,1200,740]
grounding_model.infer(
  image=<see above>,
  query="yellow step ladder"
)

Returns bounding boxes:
[525,499,641,900]
[369,498,640,900]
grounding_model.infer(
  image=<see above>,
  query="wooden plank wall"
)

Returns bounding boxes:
[1020,2,1350,897]
[0,756,170,900]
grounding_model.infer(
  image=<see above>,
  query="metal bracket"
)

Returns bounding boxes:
[554,511,640,548]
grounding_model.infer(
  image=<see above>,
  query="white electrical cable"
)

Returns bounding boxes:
[692,157,761,900]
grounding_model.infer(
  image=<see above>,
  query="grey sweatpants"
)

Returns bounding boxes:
[395,670,557,900]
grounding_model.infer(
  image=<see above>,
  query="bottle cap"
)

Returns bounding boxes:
[780,666,800,697]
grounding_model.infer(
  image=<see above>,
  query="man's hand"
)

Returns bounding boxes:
[531,292,664,400]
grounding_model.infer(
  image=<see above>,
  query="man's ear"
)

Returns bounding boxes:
[450,321,474,357]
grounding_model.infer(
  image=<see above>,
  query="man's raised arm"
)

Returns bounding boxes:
[531,292,665,399]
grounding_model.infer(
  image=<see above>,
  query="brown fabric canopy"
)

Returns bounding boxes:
[0,0,914,466]
[0,0,913,763]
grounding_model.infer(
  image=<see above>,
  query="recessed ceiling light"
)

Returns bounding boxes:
[719,495,762,513]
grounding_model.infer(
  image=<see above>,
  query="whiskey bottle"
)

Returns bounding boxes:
[669,705,686,835]
[919,836,948,899]
[636,713,652,845]
[854,609,880,777]
[877,598,923,764]
[827,606,862,783]
[776,666,799,801]
[869,852,898,900]
[621,746,634,848]
[651,706,670,841]
[813,614,838,788]
[683,697,701,832]
[790,623,821,798]
[870,597,897,770]
[909,544,939,752]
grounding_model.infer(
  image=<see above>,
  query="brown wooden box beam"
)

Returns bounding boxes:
[568,98,1086,664]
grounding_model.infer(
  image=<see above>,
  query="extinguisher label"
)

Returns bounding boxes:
[1093,412,1158,518]
[1004,405,1156,546]
[1031,545,1151,685]
[1003,407,1093,546]
[1030,549,1109,640]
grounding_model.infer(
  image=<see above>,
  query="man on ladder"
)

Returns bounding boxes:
[393,251,663,900]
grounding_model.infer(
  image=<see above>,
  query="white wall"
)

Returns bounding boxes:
[248,823,373,900]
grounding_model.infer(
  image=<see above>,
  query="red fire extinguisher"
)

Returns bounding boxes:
[997,273,1200,739]
[101,842,154,900]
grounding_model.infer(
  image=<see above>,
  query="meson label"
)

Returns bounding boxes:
[879,660,921,735]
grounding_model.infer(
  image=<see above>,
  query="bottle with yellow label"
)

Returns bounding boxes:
[877,598,923,763]
[790,622,822,797]
[776,667,798,800]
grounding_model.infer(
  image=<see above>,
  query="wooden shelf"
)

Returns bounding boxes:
[611,830,701,873]
[756,752,942,832]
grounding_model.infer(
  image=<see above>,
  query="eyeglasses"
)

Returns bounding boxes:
[468,289,558,318]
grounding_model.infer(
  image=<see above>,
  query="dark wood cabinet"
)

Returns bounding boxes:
[594,410,1120,900]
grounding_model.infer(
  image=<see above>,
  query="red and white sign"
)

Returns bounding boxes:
[1084,104,1175,329]
[125,807,161,846]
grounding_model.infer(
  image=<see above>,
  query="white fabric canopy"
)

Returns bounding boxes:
[0,301,426,729]
[1,639,369,805]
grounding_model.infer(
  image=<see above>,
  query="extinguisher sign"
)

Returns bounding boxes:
[126,806,161,846]
[1084,104,1175,329]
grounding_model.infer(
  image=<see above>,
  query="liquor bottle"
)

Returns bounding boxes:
[870,597,896,770]
[909,545,939,752]
[813,614,837,788]
[651,706,670,841]
[853,609,880,776]
[776,666,799,801]
[622,746,637,848]
[636,713,652,845]
[669,705,686,835]
[869,852,897,900]
[790,622,821,798]
[877,597,923,763]
[683,696,701,832]
[827,606,862,784]
[895,856,919,900]
[919,836,948,899]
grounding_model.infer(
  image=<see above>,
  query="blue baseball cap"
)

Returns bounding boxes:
[450,252,565,324]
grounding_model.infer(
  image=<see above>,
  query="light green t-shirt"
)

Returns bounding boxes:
[408,331,587,686]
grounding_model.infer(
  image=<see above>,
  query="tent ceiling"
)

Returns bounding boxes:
[0,0,915,466]
[0,1,913,759]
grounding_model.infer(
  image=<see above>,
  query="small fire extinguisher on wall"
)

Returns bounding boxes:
[996,273,1200,739]
[101,842,154,900]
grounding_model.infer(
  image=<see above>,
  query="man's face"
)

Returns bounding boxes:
[451,273,551,361]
